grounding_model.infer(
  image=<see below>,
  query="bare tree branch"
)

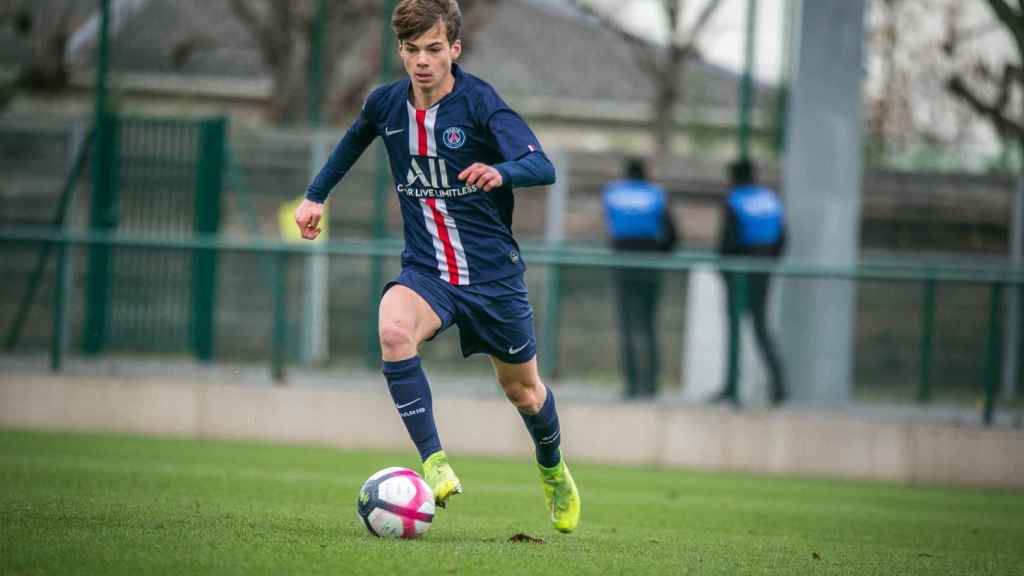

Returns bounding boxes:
[948,75,1024,139]
[227,0,261,36]
[987,0,1024,53]
[565,0,724,156]
[565,0,661,77]
[682,0,725,49]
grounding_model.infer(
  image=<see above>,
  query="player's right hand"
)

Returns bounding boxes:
[295,199,323,240]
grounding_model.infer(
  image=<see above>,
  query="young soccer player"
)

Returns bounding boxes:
[295,0,580,533]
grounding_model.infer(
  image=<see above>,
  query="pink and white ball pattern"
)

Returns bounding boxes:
[357,467,435,539]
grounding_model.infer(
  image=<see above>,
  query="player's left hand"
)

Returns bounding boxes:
[458,163,503,191]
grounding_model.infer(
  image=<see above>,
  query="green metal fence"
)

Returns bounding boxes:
[2,228,1021,425]
[82,116,226,360]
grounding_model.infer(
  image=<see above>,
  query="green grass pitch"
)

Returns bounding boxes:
[1,429,1022,575]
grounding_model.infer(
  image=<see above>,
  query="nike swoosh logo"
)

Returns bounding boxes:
[385,128,404,136]
[396,398,421,410]
[508,342,530,355]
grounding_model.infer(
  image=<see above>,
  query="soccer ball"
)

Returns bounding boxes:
[357,467,435,539]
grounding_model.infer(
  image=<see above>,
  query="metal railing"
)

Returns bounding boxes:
[3,226,1023,425]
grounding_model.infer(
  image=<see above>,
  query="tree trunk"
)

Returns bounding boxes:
[19,4,75,91]
[653,46,685,157]
[268,56,306,124]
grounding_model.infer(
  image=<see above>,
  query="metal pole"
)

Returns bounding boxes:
[52,123,87,372]
[774,0,794,155]
[83,0,113,354]
[51,239,67,372]
[738,0,758,161]
[983,282,1003,426]
[917,278,935,403]
[1002,166,1023,400]
[190,118,226,362]
[308,0,326,127]
[367,0,398,369]
[272,253,289,383]
[95,0,110,127]
[304,134,331,365]
[540,149,568,379]
[304,0,329,366]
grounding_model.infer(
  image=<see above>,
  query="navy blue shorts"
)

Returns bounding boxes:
[384,268,537,364]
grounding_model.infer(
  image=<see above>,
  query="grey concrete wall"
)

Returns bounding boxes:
[2,374,1022,489]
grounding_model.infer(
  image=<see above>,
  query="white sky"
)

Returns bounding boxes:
[585,0,786,83]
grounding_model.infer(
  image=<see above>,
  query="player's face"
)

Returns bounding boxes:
[399,21,462,93]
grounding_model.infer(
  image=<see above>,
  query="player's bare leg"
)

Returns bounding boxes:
[379,285,462,507]
[378,284,440,362]
[492,356,581,533]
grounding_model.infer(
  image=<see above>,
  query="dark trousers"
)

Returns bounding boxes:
[615,268,661,399]
[722,272,786,401]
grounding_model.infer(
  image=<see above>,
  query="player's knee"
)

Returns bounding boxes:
[379,324,415,359]
[501,380,544,413]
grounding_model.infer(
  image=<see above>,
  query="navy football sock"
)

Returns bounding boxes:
[519,385,562,468]
[383,356,442,462]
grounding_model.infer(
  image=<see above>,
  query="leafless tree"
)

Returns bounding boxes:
[4,0,93,92]
[863,0,1009,169]
[566,0,725,157]
[946,0,1024,153]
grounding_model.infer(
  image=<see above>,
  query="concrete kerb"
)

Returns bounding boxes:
[0,372,1022,489]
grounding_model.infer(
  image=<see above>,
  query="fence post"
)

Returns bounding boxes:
[917,278,935,403]
[540,149,569,379]
[50,237,68,373]
[190,118,226,362]
[303,133,331,365]
[738,0,757,161]
[272,252,289,383]
[983,282,1003,426]
[83,112,120,354]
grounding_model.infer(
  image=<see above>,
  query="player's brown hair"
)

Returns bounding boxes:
[391,0,462,44]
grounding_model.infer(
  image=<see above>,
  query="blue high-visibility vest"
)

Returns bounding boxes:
[728,185,784,247]
[602,180,667,240]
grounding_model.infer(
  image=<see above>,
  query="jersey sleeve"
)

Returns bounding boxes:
[475,85,544,161]
[305,88,382,203]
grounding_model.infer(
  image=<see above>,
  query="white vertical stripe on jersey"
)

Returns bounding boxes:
[424,106,438,156]
[434,199,469,285]
[419,199,451,278]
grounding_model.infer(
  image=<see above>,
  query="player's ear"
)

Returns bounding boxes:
[450,39,462,60]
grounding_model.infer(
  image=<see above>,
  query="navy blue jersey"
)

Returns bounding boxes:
[307,64,550,285]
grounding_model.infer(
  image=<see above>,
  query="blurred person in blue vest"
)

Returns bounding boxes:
[602,158,678,399]
[715,159,787,406]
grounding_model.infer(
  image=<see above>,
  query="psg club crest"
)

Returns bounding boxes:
[443,127,466,149]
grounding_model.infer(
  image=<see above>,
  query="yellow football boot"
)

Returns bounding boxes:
[422,450,463,508]
[539,455,581,533]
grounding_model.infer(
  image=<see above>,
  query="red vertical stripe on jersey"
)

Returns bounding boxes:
[416,109,428,156]
[425,198,460,284]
